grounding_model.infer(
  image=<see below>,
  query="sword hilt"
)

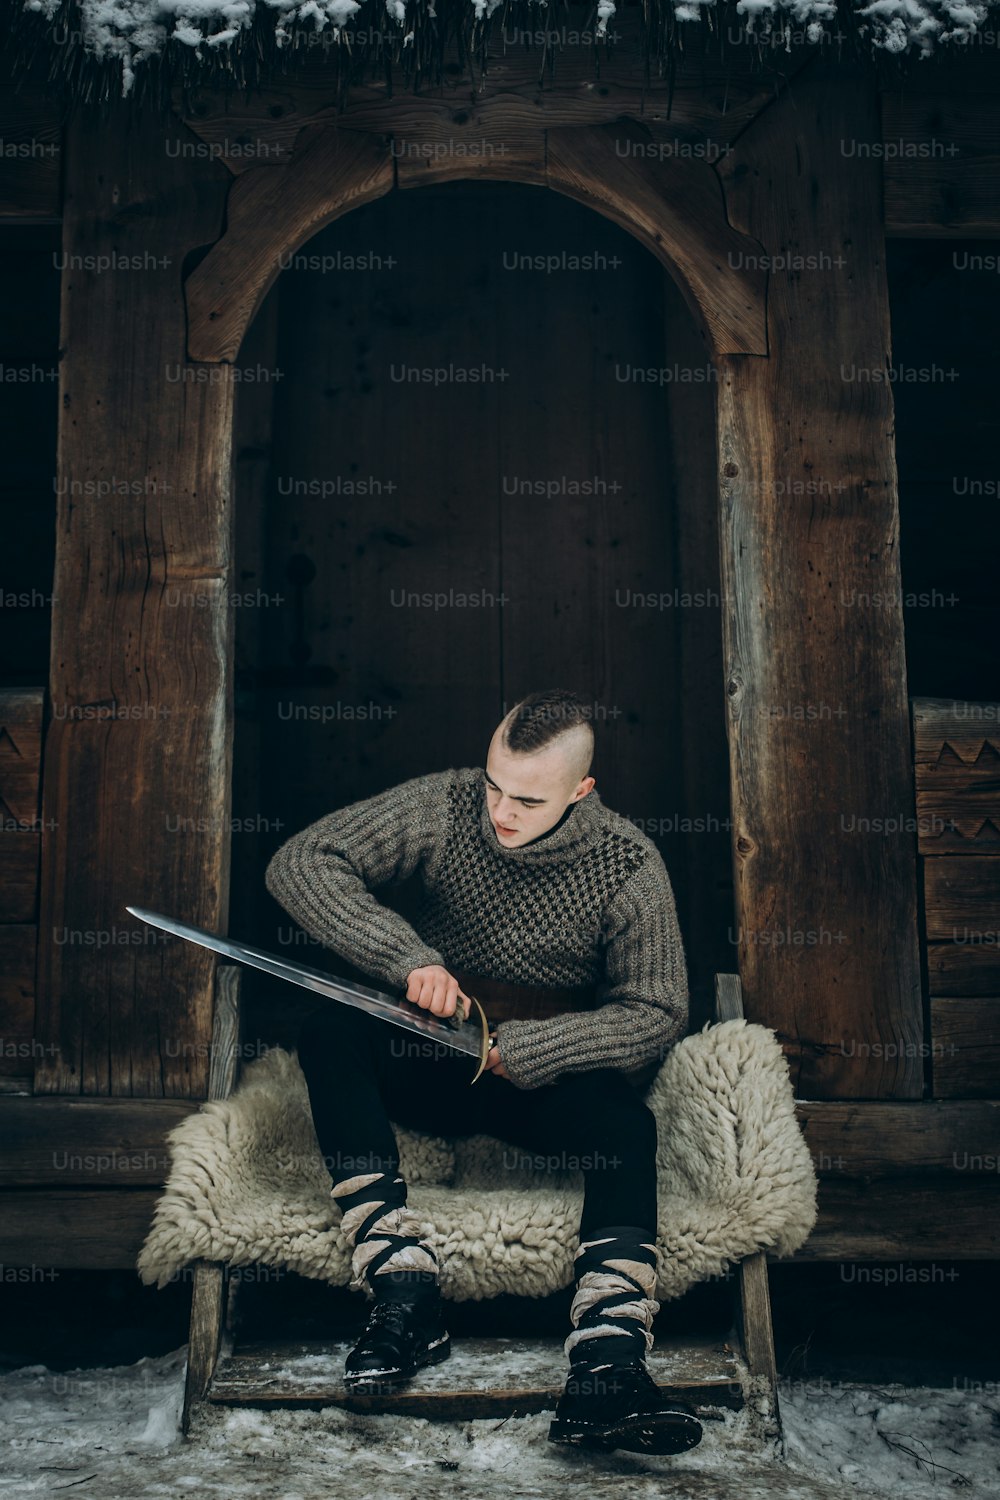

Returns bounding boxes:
[452,993,492,1086]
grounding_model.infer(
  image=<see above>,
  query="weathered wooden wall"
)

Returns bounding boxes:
[32,101,234,1097]
[716,62,924,1097]
[914,698,1000,1098]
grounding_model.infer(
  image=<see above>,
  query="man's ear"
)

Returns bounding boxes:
[571,776,596,803]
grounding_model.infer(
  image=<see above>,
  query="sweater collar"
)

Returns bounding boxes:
[475,767,604,865]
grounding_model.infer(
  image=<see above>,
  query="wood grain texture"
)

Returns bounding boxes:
[0,1097,196,1185]
[183,965,242,1431]
[0,689,43,922]
[172,17,805,169]
[545,120,767,355]
[207,1334,745,1413]
[794,1099,1000,1174]
[0,837,40,923]
[0,689,43,822]
[930,997,1000,1099]
[927,940,1000,998]
[0,1189,163,1268]
[185,118,766,366]
[229,290,280,943]
[33,101,233,1098]
[714,62,923,1097]
[924,857,1000,943]
[245,183,503,847]
[666,285,733,1031]
[2,1174,995,1270]
[712,977,778,1399]
[0,85,61,218]
[186,126,394,362]
[0,924,37,1086]
[912,697,1000,855]
[786,1176,999,1260]
[882,82,1000,238]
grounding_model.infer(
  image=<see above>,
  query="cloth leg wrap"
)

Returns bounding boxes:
[331,1170,438,1297]
[564,1227,660,1367]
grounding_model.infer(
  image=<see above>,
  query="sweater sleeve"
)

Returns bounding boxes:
[263,771,452,991]
[494,849,689,1090]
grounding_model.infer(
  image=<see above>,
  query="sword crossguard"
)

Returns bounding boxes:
[465,994,492,1086]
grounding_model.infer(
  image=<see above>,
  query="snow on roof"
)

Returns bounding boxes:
[15,0,1000,98]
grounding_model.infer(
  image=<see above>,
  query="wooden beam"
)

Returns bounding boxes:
[185,126,394,363]
[183,966,242,1431]
[34,101,233,1097]
[930,997,1000,1099]
[787,1177,1000,1260]
[4,1091,992,1183]
[0,924,37,1089]
[924,857,1000,943]
[927,941,1000,998]
[712,976,778,1403]
[715,61,924,1097]
[794,1099,1000,1174]
[0,1097,197,1185]
[883,83,1000,238]
[0,84,61,219]
[1,1172,994,1271]
[912,697,1000,854]
[545,121,767,355]
[0,1189,163,1268]
[172,18,806,171]
[0,689,43,922]
[206,1334,745,1414]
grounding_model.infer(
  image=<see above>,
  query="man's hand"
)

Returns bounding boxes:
[404,965,471,1021]
[485,1041,511,1080]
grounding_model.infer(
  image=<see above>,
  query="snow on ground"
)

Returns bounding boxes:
[1,1346,998,1500]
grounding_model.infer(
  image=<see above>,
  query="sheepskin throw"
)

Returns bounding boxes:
[137,1018,818,1302]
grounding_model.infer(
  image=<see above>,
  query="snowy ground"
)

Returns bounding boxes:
[1,1346,997,1500]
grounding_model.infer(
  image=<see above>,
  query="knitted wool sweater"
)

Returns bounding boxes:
[264,766,689,1090]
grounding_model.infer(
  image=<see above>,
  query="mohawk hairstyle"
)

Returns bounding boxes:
[502,689,594,759]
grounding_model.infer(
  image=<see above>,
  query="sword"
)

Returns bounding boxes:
[125,905,495,1084]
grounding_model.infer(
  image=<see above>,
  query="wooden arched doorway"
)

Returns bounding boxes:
[225,175,736,1040]
[183,121,770,1043]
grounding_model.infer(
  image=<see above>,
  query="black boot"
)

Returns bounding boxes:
[551,1226,703,1455]
[343,1271,450,1393]
[548,1340,703,1455]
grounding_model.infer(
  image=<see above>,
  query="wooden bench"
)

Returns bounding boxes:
[181,968,780,1436]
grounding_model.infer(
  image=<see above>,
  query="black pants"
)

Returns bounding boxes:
[297,1003,659,1241]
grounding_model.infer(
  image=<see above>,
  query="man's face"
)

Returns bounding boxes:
[484,728,595,848]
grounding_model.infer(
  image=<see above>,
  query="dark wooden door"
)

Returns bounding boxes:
[232,182,731,1029]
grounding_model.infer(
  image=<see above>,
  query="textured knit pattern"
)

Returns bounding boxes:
[264,766,689,1090]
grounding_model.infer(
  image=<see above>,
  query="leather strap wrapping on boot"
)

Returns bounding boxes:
[564,1227,660,1365]
[331,1170,438,1295]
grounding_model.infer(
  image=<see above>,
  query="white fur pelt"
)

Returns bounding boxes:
[137,1018,817,1302]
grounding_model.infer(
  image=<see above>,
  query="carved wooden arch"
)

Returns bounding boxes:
[184,119,769,364]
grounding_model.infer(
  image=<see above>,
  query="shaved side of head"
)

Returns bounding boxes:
[500,689,595,777]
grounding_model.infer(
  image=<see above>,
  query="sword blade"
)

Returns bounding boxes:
[125,905,483,1060]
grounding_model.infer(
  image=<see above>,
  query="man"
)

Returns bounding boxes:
[265,688,701,1455]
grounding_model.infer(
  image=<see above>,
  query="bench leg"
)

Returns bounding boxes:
[181,964,243,1433]
[182,1262,227,1433]
[714,973,783,1436]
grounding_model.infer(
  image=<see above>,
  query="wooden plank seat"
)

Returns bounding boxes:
[206,1334,746,1418]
